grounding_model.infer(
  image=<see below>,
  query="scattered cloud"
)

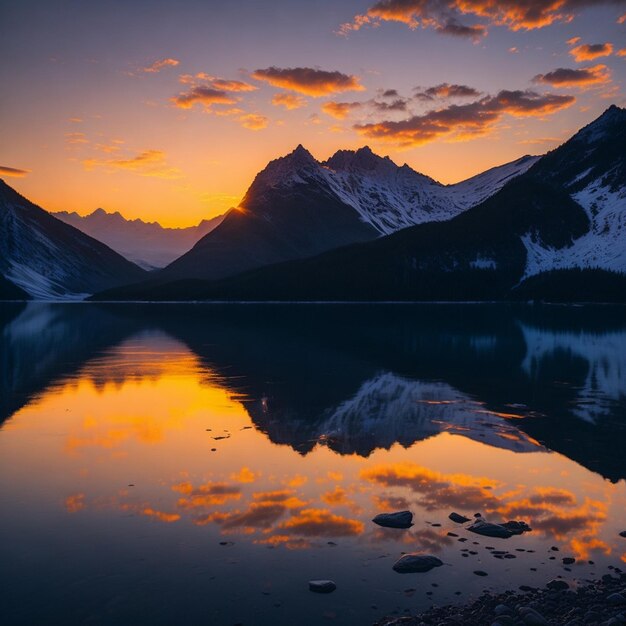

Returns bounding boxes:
[171,86,238,110]
[566,36,581,46]
[251,66,365,96]
[569,42,614,62]
[272,93,307,110]
[0,165,31,178]
[355,89,575,147]
[619,12,626,23]
[415,82,482,100]
[68,117,83,123]
[64,493,86,513]
[372,97,410,112]
[83,149,183,179]
[322,101,363,119]
[238,113,269,130]
[231,467,259,483]
[338,1,626,38]
[179,73,257,92]
[276,508,364,537]
[143,58,180,73]
[616,48,626,57]
[65,132,89,145]
[533,64,611,88]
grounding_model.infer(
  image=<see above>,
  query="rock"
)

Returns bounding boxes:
[620,531,626,538]
[373,511,414,529]
[468,519,514,539]
[492,617,516,626]
[392,554,443,574]
[474,570,488,577]
[494,604,514,616]
[501,521,532,535]
[519,607,549,625]
[546,579,569,591]
[308,580,336,593]
[607,593,626,605]
[449,512,471,524]
[563,557,576,565]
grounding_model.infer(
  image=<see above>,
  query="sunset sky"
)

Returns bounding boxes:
[1,0,625,227]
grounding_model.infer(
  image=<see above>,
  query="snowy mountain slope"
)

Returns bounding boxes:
[54,208,224,269]
[521,105,626,277]
[323,147,539,235]
[0,180,146,299]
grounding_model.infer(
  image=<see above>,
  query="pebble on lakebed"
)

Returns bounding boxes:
[392,554,443,574]
[308,580,336,593]
[372,511,414,529]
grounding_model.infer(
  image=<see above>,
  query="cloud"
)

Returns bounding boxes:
[64,493,86,513]
[415,82,482,100]
[272,93,307,110]
[372,97,410,112]
[238,113,269,130]
[143,58,180,73]
[355,89,575,147]
[179,73,258,92]
[141,507,180,523]
[339,1,626,37]
[533,64,611,87]
[251,66,365,96]
[173,480,242,509]
[569,42,614,62]
[83,149,183,179]
[382,89,399,97]
[65,132,89,145]
[277,508,364,537]
[0,165,31,178]
[618,48,626,57]
[322,101,363,119]
[231,467,259,483]
[619,11,626,23]
[171,86,238,110]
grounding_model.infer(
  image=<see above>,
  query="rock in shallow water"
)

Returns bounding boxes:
[467,520,514,539]
[372,510,414,529]
[546,579,569,591]
[392,554,443,574]
[449,512,471,524]
[308,580,336,593]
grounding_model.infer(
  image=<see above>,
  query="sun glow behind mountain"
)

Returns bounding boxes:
[1,0,625,226]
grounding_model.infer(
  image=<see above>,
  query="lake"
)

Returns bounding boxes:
[1,302,625,625]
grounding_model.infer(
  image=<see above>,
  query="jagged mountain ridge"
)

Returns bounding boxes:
[91,106,625,302]
[0,180,146,299]
[157,144,537,283]
[53,208,225,270]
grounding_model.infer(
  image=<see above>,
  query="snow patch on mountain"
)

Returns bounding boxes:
[522,182,626,277]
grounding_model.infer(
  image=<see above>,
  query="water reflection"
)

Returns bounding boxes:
[1,303,625,625]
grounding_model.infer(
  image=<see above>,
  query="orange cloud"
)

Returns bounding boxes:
[143,58,180,73]
[0,165,31,178]
[171,85,238,110]
[619,12,626,23]
[277,508,364,537]
[355,89,575,147]
[617,48,626,57]
[321,486,350,506]
[231,467,258,483]
[83,149,183,179]
[141,507,180,523]
[415,82,482,100]
[272,93,307,110]
[238,113,269,130]
[569,42,614,62]
[533,64,611,88]
[65,493,86,513]
[174,480,242,508]
[321,101,363,119]
[179,74,258,92]
[339,1,623,37]
[252,66,365,96]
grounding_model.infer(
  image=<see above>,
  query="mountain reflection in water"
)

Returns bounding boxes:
[1,303,625,626]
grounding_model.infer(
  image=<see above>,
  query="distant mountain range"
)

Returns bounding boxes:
[0,181,146,299]
[92,105,626,303]
[2,105,625,302]
[54,208,224,270]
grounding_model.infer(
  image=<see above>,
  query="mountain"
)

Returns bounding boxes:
[0,180,146,299]
[0,274,29,300]
[91,106,625,303]
[53,208,224,270]
[156,145,536,283]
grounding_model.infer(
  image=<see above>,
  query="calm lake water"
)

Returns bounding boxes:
[1,303,626,626]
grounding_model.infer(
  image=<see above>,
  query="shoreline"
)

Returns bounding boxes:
[376,572,626,626]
